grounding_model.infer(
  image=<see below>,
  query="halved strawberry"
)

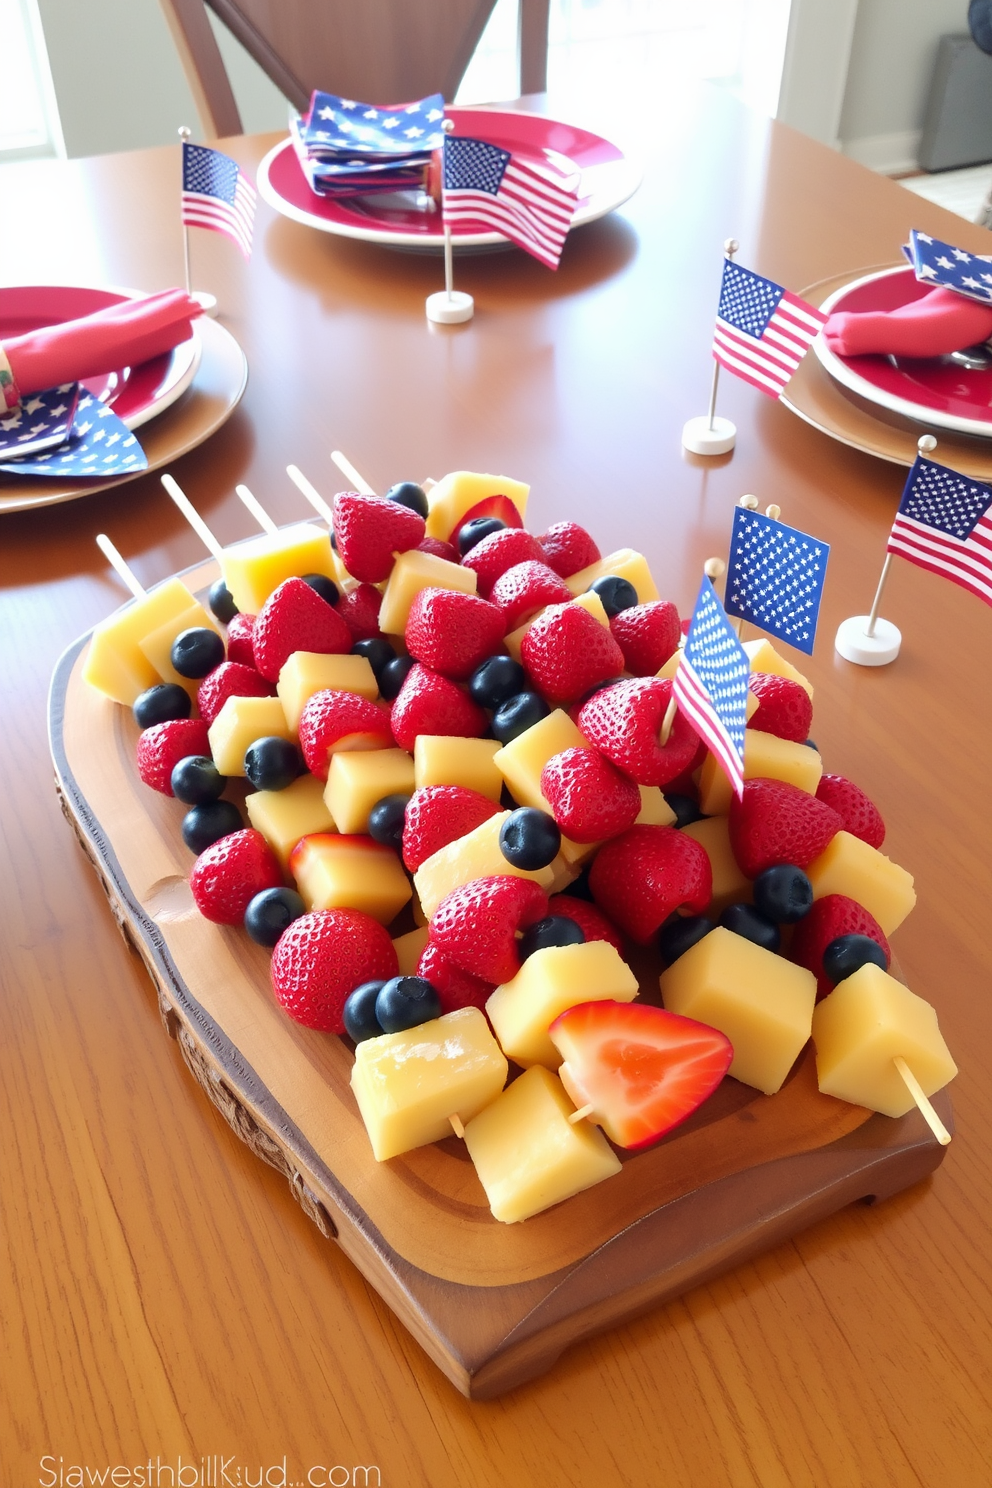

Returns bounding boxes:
[402,785,502,871]
[252,576,351,681]
[429,874,549,984]
[577,677,699,788]
[588,825,711,943]
[747,673,813,744]
[549,1000,733,1149]
[298,689,394,779]
[333,492,425,583]
[729,778,842,878]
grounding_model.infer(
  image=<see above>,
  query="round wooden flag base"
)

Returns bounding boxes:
[426,290,474,324]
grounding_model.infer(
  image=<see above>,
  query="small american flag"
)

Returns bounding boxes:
[441,135,578,270]
[725,507,830,657]
[713,259,828,398]
[182,142,256,260]
[673,577,751,800]
[907,228,992,305]
[887,455,992,609]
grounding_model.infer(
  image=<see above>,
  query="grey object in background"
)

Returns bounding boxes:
[919,33,992,171]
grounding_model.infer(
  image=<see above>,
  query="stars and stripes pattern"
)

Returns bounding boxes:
[886,455,992,609]
[182,142,256,259]
[441,135,578,270]
[713,259,828,398]
[303,91,445,157]
[725,508,830,657]
[0,383,79,459]
[0,390,146,478]
[907,228,992,305]
[673,576,751,799]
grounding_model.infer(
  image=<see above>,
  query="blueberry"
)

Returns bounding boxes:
[302,572,339,606]
[171,626,226,679]
[385,481,429,519]
[468,654,527,709]
[343,980,387,1043]
[375,975,442,1034]
[208,579,238,623]
[378,654,415,701]
[244,736,301,791]
[351,637,396,680]
[330,529,338,551]
[133,683,191,728]
[458,517,505,555]
[753,864,813,924]
[368,793,410,851]
[804,737,818,751]
[181,800,243,854]
[719,902,781,953]
[668,794,703,829]
[565,865,594,901]
[823,933,888,984]
[243,886,306,947]
[171,754,227,805]
[589,574,638,617]
[659,914,714,965]
[492,690,550,743]
[519,915,585,960]
[499,807,561,870]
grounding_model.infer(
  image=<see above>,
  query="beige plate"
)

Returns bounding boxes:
[0,316,248,515]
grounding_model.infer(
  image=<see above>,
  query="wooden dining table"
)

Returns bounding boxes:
[2,81,990,1488]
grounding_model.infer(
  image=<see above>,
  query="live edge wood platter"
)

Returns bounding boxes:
[48,555,952,1400]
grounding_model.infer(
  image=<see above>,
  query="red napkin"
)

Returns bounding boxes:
[2,288,203,396]
[823,286,992,358]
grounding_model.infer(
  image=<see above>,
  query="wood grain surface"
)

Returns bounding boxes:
[2,82,991,1486]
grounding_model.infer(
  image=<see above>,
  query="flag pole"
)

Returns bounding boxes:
[682,237,739,457]
[426,118,474,326]
[178,127,192,297]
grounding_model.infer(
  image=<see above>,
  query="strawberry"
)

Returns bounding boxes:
[404,587,505,680]
[790,893,890,1000]
[225,611,256,667]
[417,536,459,563]
[197,661,274,726]
[815,773,885,848]
[588,825,711,944]
[298,689,394,779]
[402,785,502,871]
[448,494,523,547]
[333,492,425,583]
[270,908,398,1032]
[252,576,351,682]
[609,600,681,676]
[537,521,601,578]
[549,1000,733,1148]
[521,603,625,705]
[729,778,843,879]
[547,894,624,954]
[461,527,546,597]
[136,718,212,795]
[189,828,282,925]
[747,673,813,744]
[389,663,488,752]
[489,560,571,630]
[577,678,700,787]
[337,582,384,643]
[416,940,495,1014]
[540,746,640,842]
[429,875,549,983]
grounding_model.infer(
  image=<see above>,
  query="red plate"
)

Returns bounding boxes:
[257,106,640,250]
[0,285,200,429]
[814,265,992,438]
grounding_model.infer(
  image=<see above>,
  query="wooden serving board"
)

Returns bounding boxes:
[49,556,952,1399]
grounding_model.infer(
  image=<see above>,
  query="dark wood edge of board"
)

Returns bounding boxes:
[48,631,954,1399]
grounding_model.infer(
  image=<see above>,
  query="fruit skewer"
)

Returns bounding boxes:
[286,463,334,526]
[95,532,147,600]
[331,448,375,494]
[160,473,226,564]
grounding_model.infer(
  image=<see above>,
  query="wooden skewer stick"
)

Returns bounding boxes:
[448,1113,465,1139]
[893,1057,951,1146]
[160,473,225,563]
[286,463,333,525]
[95,534,145,598]
[330,449,375,495]
[568,1103,595,1125]
[235,483,278,535]
[659,695,678,746]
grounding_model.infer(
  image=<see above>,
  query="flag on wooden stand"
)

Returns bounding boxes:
[673,577,751,799]
[441,135,577,270]
[725,507,830,656]
[712,260,827,398]
[182,142,257,259]
[886,454,992,608]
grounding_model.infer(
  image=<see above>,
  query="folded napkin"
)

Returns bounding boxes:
[293,91,445,200]
[823,285,992,359]
[0,288,202,405]
[0,385,147,479]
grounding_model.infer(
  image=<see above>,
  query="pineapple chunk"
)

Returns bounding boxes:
[413,811,557,920]
[377,549,477,635]
[413,736,503,801]
[486,941,639,1069]
[207,695,293,776]
[425,471,529,542]
[698,729,823,815]
[278,651,378,732]
[246,773,335,869]
[635,785,677,827]
[138,601,222,695]
[393,925,430,975]
[223,523,336,615]
[324,748,415,834]
[681,815,752,914]
[290,834,412,924]
[82,576,198,705]
[744,638,813,699]
[493,709,597,866]
[564,548,660,604]
[806,830,916,936]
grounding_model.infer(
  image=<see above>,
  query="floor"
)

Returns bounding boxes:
[897,163,992,224]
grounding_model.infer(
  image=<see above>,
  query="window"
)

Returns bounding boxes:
[0,0,64,161]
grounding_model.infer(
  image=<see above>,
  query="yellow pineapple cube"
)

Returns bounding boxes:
[207,695,293,776]
[377,549,478,635]
[278,651,378,732]
[392,925,430,975]
[806,831,916,936]
[656,648,683,681]
[698,729,823,815]
[324,748,415,835]
[493,708,590,813]
[660,926,816,1094]
[413,736,503,801]
[635,786,677,827]
[564,548,660,604]
[812,963,957,1117]
[245,772,335,869]
[138,601,222,695]
[464,1065,621,1223]
[425,470,529,541]
[82,576,199,705]
[681,815,752,914]
[290,834,412,924]
[351,1007,508,1160]
[486,941,639,1069]
[222,523,336,615]
[744,638,813,699]
[413,811,558,920]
